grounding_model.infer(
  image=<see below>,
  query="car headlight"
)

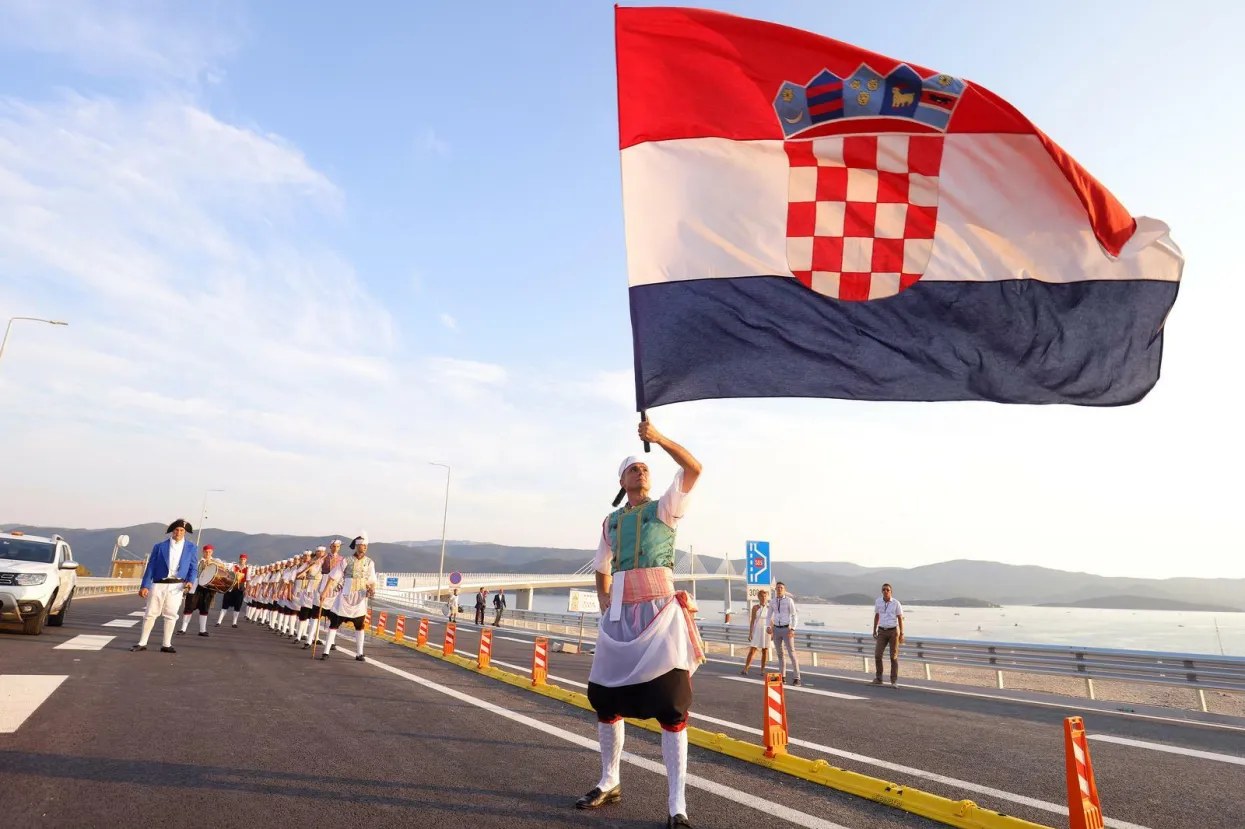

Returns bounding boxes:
[14,573,47,586]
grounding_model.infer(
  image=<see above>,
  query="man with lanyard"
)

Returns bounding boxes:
[577,419,702,829]
[217,553,249,628]
[178,543,218,637]
[131,519,199,654]
[872,583,905,687]
[318,533,378,661]
[766,581,802,686]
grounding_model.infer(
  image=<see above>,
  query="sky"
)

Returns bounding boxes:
[0,1,1241,580]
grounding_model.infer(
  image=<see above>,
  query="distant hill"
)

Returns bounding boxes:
[1038,595,1242,612]
[4,523,1243,610]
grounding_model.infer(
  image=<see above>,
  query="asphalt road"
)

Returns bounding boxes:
[2,594,949,829]
[374,604,1245,829]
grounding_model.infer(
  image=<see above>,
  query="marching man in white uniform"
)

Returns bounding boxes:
[131,519,200,654]
[294,547,326,644]
[318,533,378,661]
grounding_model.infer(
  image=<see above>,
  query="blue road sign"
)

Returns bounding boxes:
[386,577,398,588]
[745,541,770,585]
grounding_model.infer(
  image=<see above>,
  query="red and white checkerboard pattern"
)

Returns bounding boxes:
[785,134,944,301]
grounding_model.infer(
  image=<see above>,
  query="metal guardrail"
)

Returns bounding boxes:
[75,577,142,597]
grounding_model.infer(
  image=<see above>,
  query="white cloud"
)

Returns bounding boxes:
[421,128,450,157]
[440,313,457,331]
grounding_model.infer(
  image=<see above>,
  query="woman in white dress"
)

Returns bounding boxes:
[740,588,771,675]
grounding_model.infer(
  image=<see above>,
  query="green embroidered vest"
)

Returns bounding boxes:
[607,500,676,574]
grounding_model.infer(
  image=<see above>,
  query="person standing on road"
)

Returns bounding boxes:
[872,583,905,687]
[318,533,378,661]
[474,588,487,625]
[131,519,200,654]
[178,544,218,637]
[448,588,460,622]
[217,553,249,628]
[766,582,802,686]
[493,588,506,626]
[578,419,703,829]
[740,588,771,676]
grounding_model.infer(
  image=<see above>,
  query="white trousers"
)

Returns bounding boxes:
[138,583,184,647]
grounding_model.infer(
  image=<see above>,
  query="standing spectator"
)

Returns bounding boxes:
[766,582,802,686]
[448,588,459,622]
[493,588,507,626]
[740,588,771,676]
[474,588,487,625]
[872,583,905,687]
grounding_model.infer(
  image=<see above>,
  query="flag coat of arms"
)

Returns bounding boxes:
[615,7,1182,408]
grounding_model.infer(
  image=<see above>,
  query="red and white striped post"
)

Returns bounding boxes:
[763,672,789,758]
[394,616,406,644]
[444,621,457,656]
[478,628,493,670]
[532,636,548,686]
[364,609,373,630]
[1064,716,1105,829]
[416,618,428,647]
[376,611,388,635]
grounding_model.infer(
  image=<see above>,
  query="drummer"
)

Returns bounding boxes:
[217,554,249,628]
[179,544,219,637]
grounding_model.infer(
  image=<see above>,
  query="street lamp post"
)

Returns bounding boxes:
[197,489,225,547]
[429,462,451,602]
[0,317,69,367]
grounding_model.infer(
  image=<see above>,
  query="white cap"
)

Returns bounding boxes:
[618,455,648,480]
[315,545,326,552]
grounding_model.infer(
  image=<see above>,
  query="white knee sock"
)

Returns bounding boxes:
[161,616,176,648]
[180,614,190,633]
[662,728,688,817]
[198,614,208,633]
[217,609,226,625]
[324,628,338,652]
[597,720,624,790]
[298,618,309,640]
[355,628,365,656]
[233,610,240,625]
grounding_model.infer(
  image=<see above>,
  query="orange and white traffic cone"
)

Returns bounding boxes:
[444,622,457,656]
[416,618,428,647]
[763,672,789,758]
[478,628,493,670]
[532,636,548,686]
[365,609,373,630]
[394,616,406,644]
[1065,717,1105,829]
[376,612,388,635]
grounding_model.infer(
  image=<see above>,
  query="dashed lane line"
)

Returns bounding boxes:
[53,635,115,651]
[0,675,68,733]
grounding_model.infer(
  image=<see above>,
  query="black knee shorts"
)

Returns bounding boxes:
[183,588,214,615]
[587,668,692,729]
[222,589,245,611]
[329,614,365,631]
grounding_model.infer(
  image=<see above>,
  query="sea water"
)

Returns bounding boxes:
[527,593,1245,657]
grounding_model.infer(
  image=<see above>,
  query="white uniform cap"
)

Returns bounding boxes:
[315,546,326,552]
[618,455,648,480]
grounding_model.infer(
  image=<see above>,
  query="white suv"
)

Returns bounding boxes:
[0,531,79,635]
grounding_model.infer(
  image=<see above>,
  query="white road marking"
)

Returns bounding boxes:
[1089,734,1245,766]
[101,619,138,628]
[722,674,866,700]
[54,635,115,651]
[365,656,854,829]
[129,611,146,616]
[0,675,68,733]
[703,657,1245,734]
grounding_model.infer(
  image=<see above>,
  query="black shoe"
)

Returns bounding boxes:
[215,623,221,627]
[791,677,803,686]
[319,652,330,660]
[160,646,177,654]
[575,785,621,809]
[232,624,238,628]
[130,645,147,652]
[302,643,311,649]
[198,632,209,637]
[355,654,366,662]
[176,629,185,636]
[668,816,690,828]
[871,678,884,685]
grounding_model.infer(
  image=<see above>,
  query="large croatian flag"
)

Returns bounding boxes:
[615,7,1182,409]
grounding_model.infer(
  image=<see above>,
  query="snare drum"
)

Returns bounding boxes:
[198,561,238,593]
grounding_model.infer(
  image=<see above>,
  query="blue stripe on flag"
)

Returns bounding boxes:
[628,276,1176,408]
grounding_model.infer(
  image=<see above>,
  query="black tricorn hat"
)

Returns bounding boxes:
[166,518,194,534]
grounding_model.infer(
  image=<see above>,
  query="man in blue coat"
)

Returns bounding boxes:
[131,518,200,653]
